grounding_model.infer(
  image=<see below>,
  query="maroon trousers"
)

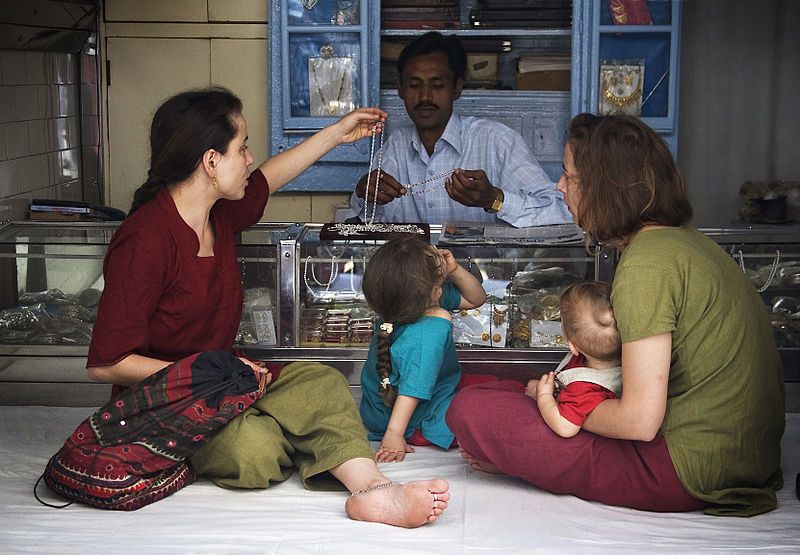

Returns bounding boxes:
[446,381,707,512]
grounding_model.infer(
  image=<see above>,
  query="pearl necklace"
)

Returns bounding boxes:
[304,255,338,291]
[403,170,454,195]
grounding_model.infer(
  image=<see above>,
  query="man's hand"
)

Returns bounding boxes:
[355,170,405,205]
[446,169,498,209]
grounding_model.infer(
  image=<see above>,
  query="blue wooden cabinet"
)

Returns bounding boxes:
[268,0,380,192]
[572,0,682,154]
[268,0,682,191]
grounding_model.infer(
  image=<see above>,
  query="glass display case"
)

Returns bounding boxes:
[237,223,612,387]
[1,221,797,406]
[703,227,800,381]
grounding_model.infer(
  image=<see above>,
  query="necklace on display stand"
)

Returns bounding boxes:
[310,45,351,116]
[311,59,348,116]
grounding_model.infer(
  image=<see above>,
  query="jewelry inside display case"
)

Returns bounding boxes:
[1,221,798,405]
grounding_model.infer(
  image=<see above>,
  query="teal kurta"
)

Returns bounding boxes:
[359,282,462,448]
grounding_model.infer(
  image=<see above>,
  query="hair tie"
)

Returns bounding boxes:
[380,377,391,390]
[380,322,393,334]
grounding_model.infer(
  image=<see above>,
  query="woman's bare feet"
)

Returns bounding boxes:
[345,479,450,528]
[457,445,503,474]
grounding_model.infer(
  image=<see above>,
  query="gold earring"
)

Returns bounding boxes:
[212,179,219,190]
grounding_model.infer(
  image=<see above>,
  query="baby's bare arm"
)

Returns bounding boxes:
[536,372,581,438]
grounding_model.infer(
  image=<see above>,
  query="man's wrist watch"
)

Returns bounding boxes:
[484,187,504,214]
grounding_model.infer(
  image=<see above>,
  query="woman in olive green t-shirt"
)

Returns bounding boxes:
[447,113,784,516]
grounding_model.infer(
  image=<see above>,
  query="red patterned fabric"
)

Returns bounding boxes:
[43,351,268,510]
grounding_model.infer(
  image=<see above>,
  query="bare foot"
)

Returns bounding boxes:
[345,479,450,528]
[457,445,503,474]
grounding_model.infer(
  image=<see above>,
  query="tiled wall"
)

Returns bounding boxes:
[0,49,100,222]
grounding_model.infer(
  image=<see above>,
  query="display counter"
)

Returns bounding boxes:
[1,221,797,405]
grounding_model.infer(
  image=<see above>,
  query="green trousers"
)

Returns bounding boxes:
[190,361,374,491]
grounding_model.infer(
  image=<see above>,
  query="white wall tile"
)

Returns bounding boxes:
[0,123,6,160]
[36,85,54,118]
[5,121,30,159]
[13,85,39,121]
[58,179,83,201]
[0,159,20,196]
[28,119,47,155]
[53,53,76,84]
[48,151,61,186]
[1,51,26,85]
[18,154,49,193]
[55,117,69,150]
[57,84,78,117]
[25,52,47,85]
[61,148,80,180]
[0,86,15,123]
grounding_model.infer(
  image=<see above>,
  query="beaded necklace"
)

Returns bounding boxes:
[364,123,455,223]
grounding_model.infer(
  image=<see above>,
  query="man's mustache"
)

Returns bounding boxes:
[414,102,439,110]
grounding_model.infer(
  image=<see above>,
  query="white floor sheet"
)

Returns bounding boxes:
[1,406,798,554]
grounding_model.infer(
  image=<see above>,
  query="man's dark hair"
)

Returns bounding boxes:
[397,31,467,83]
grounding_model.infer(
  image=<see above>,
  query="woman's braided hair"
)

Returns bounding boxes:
[128,87,243,217]
[362,236,446,408]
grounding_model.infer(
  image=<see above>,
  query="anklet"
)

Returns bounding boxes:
[350,481,401,496]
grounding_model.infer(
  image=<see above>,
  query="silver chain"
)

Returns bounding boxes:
[736,249,781,293]
[304,255,338,291]
[364,123,383,225]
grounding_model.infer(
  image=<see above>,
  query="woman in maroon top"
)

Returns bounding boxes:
[87,87,450,527]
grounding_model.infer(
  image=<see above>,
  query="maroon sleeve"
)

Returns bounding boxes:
[556,382,617,426]
[213,169,270,234]
[87,221,172,367]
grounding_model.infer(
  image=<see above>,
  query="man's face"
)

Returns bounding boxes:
[398,51,463,135]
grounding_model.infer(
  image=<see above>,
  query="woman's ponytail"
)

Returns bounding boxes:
[129,171,168,216]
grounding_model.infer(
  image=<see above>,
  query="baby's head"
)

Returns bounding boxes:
[363,236,446,325]
[559,281,621,364]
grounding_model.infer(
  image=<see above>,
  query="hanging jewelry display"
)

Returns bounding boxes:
[301,0,319,9]
[598,59,645,116]
[304,255,338,292]
[309,45,355,117]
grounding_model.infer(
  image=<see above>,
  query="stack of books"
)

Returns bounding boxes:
[381,0,462,30]
[470,0,572,29]
[28,199,125,221]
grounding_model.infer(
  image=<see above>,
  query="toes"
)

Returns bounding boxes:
[431,491,450,504]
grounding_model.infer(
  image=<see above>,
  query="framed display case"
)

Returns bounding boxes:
[2,221,797,405]
[0,221,291,406]
[268,0,380,192]
[237,223,613,388]
[572,0,682,154]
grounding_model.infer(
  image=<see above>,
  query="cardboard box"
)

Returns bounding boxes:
[516,70,570,91]
[466,53,499,82]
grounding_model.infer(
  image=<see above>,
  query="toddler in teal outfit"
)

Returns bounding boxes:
[359,236,486,462]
